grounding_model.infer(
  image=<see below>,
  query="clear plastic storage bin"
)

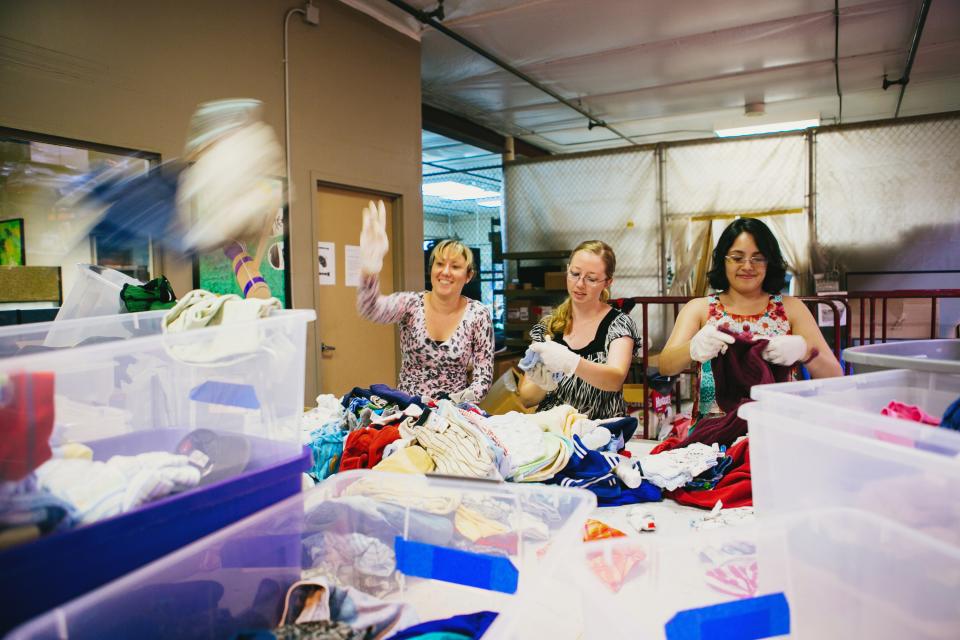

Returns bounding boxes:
[0,308,315,631]
[8,470,596,640]
[559,508,960,640]
[44,264,143,347]
[843,339,960,374]
[743,369,960,550]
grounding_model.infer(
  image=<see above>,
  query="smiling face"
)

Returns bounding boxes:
[566,249,610,305]
[430,246,472,297]
[724,232,768,294]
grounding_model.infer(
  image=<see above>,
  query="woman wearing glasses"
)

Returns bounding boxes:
[659,218,842,418]
[518,240,641,419]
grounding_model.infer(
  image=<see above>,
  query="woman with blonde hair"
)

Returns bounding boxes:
[518,240,641,419]
[356,200,494,402]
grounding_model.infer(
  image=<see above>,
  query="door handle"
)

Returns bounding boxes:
[321,343,336,352]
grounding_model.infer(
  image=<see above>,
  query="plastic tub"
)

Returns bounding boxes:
[843,339,960,374]
[741,398,960,551]
[750,367,960,426]
[560,508,960,640]
[0,308,315,631]
[44,264,143,347]
[8,470,597,640]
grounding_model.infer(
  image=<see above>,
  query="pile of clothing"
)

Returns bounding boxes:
[302,384,660,507]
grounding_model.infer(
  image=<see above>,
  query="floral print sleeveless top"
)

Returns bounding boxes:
[698,293,792,417]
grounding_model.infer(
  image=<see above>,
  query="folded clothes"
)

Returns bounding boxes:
[35,452,202,524]
[640,443,720,491]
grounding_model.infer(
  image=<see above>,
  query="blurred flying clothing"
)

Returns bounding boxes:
[121,276,177,312]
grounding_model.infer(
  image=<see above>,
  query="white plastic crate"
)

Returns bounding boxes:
[45,264,143,347]
[8,470,597,640]
[558,508,960,640]
[844,339,960,374]
[742,369,960,551]
[0,308,315,631]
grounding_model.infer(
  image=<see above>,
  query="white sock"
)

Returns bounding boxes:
[615,460,642,489]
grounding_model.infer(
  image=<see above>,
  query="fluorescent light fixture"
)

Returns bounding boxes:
[477,199,501,208]
[422,181,500,200]
[715,118,820,138]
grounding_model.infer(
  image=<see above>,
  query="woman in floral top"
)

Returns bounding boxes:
[659,218,842,417]
[356,201,493,401]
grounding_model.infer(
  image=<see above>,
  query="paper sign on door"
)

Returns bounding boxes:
[317,241,336,286]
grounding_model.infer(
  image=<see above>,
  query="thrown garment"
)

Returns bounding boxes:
[356,275,494,400]
[385,611,498,640]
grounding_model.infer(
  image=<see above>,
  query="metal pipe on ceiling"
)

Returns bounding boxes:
[833,0,843,124]
[385,0,640,147]
[883,0,933,118]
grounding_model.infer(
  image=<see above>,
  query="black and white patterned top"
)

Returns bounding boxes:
[529,308,642,419]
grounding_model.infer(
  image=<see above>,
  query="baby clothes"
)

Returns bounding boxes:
[639,443,720,491]
[35,452,202,524]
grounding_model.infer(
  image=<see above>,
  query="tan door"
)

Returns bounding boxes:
[313,184,399,396]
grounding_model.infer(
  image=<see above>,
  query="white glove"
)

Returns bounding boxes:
[360,199,388,276]
[689,325,736,363]
[761,335,808,365]
[530,340,581,376]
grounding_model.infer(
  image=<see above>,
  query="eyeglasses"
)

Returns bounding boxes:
[567,269,608,287]
[725,255,768,266]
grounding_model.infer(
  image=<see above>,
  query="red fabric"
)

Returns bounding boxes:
[339,427,375,471]
[667,438,752,509]
[617,449,632,458]
[0,372,55,481]
[476,532,519,555]
[880,401,940,425]
[367,425,401,467]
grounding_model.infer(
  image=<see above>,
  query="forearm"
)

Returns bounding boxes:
[573,358,629,392]
[657,342,693,376]
[356,274,407,324]
[804,350,844,378]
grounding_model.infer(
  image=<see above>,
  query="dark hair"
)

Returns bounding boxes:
[707,218,787,293]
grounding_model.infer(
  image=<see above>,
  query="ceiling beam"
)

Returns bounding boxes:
[422,104,550,158]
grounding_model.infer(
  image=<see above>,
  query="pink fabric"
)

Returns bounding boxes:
[880,401,940,426]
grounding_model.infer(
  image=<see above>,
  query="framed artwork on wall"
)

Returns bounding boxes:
[192,177,291,308]
[0,218,26,266]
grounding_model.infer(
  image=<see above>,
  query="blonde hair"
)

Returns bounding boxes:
[545,240,615,335]
[429,239,475,280]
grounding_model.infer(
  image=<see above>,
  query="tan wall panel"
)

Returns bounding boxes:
[0,0,423,398]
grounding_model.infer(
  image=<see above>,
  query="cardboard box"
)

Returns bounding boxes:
[479,369,534,415]
[544,272,567,290]
[849,297,939,340]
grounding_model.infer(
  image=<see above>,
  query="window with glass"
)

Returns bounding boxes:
[0,128,157,314]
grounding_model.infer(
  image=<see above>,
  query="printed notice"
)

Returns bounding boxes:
[317,241,335,286]
[345,245,362,287]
